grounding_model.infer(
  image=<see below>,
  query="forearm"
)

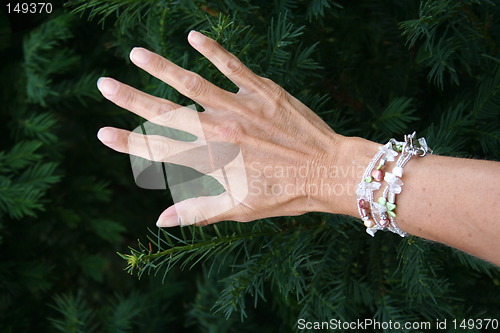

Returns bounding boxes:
[318,136,500,266]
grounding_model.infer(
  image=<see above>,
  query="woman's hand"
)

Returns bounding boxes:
[95,31,500,265]
[97,31,357,227]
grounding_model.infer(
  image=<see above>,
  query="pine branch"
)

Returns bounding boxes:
[66,0,155,25]
[0,141,42,172]
[305,0,342,21]
[395,239,450,307]
[14,112,58,143]
[89,218,126,243]
[265,13,306,82]
[473,63,500,156]
[49,292,96,333]
[423,102,474,155]
[372,97,418,137]
[118,221,283,279]
[0,162,60,219]
[104,293,148,333]
[399,0,496,89]
[23,15,77,106]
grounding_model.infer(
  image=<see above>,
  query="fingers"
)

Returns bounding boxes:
[187,31,284,103]
[156,151,250,227]
[156,192,237,227]
[97,77,204,137]
[187,30,263,92]
[97,127,199,164]
[129,47,238,109]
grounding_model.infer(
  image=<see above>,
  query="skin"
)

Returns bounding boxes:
[97,31,500,266]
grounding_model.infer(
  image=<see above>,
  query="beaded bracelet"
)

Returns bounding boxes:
[356,132,432,237]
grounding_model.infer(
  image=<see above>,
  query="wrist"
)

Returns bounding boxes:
[312,136,381,217]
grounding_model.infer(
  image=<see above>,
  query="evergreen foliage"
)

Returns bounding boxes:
[1,0,499,332]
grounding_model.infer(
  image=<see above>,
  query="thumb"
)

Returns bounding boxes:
[156,192,236,227]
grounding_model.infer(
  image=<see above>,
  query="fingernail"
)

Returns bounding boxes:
[156,207,179,227]
[188,30,205,47]
[97,77,119,96]
[130,47,150,65]
[97,128,117,144]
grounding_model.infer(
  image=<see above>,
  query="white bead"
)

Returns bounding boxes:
[392,166,403,177]
[385,172,403,186]
[366,228,377,237]
[388,192,396,203]
[388,185,402,194]
[364,219,375,228]
[384,172,394,182]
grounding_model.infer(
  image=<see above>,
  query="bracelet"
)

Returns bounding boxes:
[356,132,432,237]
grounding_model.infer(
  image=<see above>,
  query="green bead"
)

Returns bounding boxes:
[364,176,373,183]
[386,202,396,211]
[378,197,387,205]
[387,210,396,218]
[394,145,403,152]
[376,164,383,170]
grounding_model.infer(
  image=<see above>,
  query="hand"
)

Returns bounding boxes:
[97,31,352,227]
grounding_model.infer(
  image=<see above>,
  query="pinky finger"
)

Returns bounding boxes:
[156,192,237,227]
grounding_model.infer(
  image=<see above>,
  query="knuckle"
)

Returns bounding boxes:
[183,74,205,98]
[263,80,287,103]
[125,132,140,152]
[152,59,169,75]
[224,57,244,76]
[156,105,176,124]
[157,103,173,114]
[120,89,136,106]
[151,139,169,161]
[259,77,272,85]
[213,120,243,142]
[236,98,258,113]
[258,77,275,89]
